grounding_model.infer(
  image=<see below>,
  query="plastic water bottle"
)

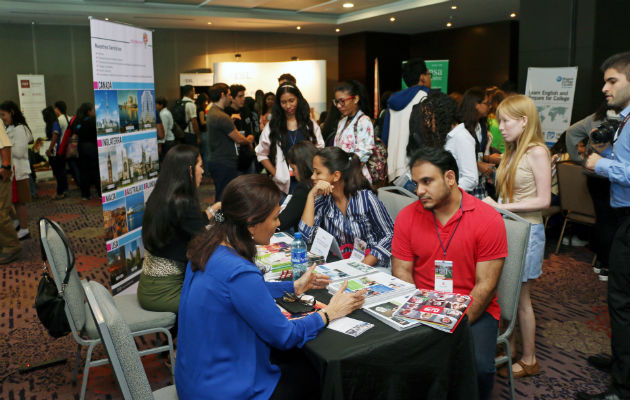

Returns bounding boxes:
[291,232,308,281]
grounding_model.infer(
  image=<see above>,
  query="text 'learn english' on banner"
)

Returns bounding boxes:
[525,67,578,146]
[90,18,159,294]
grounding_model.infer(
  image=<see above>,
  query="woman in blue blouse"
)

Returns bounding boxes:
[300,147,394,267]
[176,174,365,400]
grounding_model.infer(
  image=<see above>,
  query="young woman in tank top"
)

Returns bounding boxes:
[484,94,551,379]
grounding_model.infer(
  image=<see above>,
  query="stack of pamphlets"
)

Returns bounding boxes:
[391,289,472,333]
[257,232,324,280]
[326,271,416,307]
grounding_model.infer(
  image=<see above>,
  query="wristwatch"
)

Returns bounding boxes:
[1,165,10,170]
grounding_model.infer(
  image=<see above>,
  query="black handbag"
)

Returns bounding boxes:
[34,218,74,338]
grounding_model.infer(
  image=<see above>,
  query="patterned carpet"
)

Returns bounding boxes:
[0,179,613,399]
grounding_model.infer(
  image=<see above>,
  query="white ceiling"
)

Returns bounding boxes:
[0,0,520,35]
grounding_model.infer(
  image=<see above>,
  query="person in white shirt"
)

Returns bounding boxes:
[0,101,32,241]
[0,122,21,264]
[414,91,478,192]
[332,80,375,183]
[156,97,175,158]
[181,85,199,146]
[382,58,431,181]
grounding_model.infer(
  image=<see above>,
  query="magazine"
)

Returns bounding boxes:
[392,289,472,333]
[327,271,416,306]
[363,293,425,331]
[314,259,375,283]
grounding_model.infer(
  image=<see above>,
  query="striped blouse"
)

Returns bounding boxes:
[298,189,394,263]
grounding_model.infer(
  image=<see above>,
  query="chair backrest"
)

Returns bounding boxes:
[82,280,155,400]
[377,186,417,221]
[494,208,531,323]
[556,161,596,217]
[39,218,87,332]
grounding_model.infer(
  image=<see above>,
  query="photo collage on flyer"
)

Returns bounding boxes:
[90,19,158,293]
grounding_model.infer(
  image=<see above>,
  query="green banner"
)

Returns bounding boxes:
[401,59,449,93]
[425,60,449,93]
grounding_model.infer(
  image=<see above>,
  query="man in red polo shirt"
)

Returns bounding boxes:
[392,147,508,400]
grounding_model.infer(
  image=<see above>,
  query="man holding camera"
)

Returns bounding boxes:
[579,52,630,400]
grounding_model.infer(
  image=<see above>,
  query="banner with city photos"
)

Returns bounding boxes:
[90,18,159,294]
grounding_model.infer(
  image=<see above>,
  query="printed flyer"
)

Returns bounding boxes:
[90,18,158,294]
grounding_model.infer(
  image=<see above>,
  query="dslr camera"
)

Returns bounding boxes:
[591,120,620,144]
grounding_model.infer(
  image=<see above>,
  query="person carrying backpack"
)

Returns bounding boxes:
[172,85,199,146]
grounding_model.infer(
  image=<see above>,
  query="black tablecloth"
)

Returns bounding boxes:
[301,289,479,400]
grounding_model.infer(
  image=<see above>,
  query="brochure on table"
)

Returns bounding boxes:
[327,271,416,307]
[392,289,472,333]
[313,259,375,284]
[90,18,158,294]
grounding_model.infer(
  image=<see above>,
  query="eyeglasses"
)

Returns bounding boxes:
[332,96,355,107]
[424,72,433,78]
[282,292,316,306]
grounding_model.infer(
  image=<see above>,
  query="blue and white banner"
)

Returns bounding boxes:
[90,18,158,294]
[525,67,578,146]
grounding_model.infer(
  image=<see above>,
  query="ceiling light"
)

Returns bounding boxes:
[335,28,340,32]
[342,2,354,8]
[446,21,452,27]
[510,12,517,18]
[207,21,212,25]
[451,5,457,9]
[296,26,301,30]
[389,17,396,22]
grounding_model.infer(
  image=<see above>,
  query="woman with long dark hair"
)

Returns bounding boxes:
[195,92,209,135]
[176,174,364,399]
[256,84,324,194]
[138,144,220,313]
[332,81,375,182]
[259,91,275,130]
[0,101,32,240]
[413,91,478,193]
[278,140,317,232]
[321,102,342,145]
[74,102,100,200]
[300,147,393,267]
[459,87,495,199]
[42,106,68,199]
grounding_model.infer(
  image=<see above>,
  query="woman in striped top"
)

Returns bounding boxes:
[299,147,394,267]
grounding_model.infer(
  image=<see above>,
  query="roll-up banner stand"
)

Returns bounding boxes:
[90,18,159,295]
[525,67,578,146]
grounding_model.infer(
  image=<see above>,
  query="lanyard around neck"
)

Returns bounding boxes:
[432,196,463,259]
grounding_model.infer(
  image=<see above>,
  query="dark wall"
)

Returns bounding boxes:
[410,21,519,94]
[519,0,629,122]
[339,32,409,114]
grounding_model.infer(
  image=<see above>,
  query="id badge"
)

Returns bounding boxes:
[434,260,453,292]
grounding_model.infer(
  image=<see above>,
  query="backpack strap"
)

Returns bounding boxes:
[39,217,75,292]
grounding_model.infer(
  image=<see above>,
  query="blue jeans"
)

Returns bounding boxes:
[208,162,240,201]
[471,312,499,400]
